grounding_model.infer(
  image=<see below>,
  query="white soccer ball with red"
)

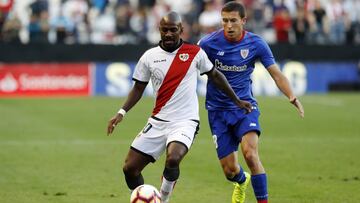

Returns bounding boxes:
[130,184,161,203]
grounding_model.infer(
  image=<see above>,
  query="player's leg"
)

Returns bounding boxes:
[241,131,264,174]
[122,148,154,190]
[125,118,167,191]
[219,152,250,203]
[220,152,249,183]
[208,110,242,180]
[160,120,198,203]
[241,131,268,203]
[236,106,267,203]
[160,141,188,202]
[208,110,250,203]
[216,147,249,186]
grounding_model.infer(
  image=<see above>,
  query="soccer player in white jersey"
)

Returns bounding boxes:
[107,11,252,203]
[198,2,305,203]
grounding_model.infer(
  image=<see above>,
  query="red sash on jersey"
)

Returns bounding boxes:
[152,44,200,116]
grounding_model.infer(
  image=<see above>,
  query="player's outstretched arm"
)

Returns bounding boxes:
[107,81,147,135]
[267,65,305,118]
[206,68,252,113]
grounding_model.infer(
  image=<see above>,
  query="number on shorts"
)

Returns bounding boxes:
[212,135,218,149]
[142,123,152,133]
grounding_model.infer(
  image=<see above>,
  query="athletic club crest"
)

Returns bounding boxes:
[240,49,249,59]
[179,53,189,62]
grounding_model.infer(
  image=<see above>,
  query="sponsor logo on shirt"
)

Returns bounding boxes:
[154,59,166,63]
[214,59,247,72]
[217,51,225,56]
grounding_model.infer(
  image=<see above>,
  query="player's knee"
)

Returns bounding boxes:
[244,150,259,166]
[165,153,182,168]
[123,164,140,177]
[223,165,239,178]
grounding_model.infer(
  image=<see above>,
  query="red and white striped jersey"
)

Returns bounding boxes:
[133,43,213,121]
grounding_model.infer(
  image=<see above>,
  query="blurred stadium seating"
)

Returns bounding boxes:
[1,0,360,45]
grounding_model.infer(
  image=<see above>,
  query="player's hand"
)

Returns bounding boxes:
[235,99,252,114]
[290,98,304,118]
[107,114,123,136]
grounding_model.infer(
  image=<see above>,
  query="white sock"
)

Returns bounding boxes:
[160,177,176,202]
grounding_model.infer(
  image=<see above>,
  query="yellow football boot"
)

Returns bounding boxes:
[232,172,251,203]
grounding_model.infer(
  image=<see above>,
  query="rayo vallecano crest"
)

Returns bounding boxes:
[179,53,189,62]
[240,49,249,59]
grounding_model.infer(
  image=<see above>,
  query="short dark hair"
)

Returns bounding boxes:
[221,1,246,18]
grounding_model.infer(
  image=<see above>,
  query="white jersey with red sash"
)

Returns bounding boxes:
[133,42,213,121]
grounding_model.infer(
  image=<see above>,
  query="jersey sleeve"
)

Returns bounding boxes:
[196,48,214,75]
[132,51,151,82]
[257,38,276,68]
[197,36,209,53]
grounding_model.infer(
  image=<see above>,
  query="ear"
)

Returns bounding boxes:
[242,17,247,25]
[179,24,184,34]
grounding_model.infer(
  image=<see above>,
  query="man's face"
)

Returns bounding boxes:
[221,11,246,41]
[159,21,182,49]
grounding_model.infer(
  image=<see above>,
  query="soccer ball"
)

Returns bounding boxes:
[130,184,161,203]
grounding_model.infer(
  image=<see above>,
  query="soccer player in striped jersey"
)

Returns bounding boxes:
[107,11,252,203]
[198,2,305,203]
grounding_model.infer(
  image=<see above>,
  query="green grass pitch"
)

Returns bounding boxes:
[1,94,359,203]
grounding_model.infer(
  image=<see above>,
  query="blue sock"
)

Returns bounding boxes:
[226,166,246,184]
[251,173,268,201]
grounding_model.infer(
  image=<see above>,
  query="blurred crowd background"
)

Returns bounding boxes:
[1,0,360,45]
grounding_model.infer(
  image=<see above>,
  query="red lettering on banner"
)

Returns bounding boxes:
[0,63,91,97]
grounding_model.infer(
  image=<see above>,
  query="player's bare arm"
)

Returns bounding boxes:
[107,81,147,135]
[267,64,305,118]
[206,68,252,113]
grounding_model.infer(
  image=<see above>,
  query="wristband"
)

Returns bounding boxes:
[118,108,127,116]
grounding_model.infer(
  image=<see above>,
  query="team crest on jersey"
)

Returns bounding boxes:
[240,49,249,59]
[179,53,189,62]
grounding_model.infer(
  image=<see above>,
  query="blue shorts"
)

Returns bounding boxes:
[208,108,261,159]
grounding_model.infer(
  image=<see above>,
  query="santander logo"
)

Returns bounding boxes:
[0,73,88,93]
[0,73,18,92]
[0,64,90,96]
